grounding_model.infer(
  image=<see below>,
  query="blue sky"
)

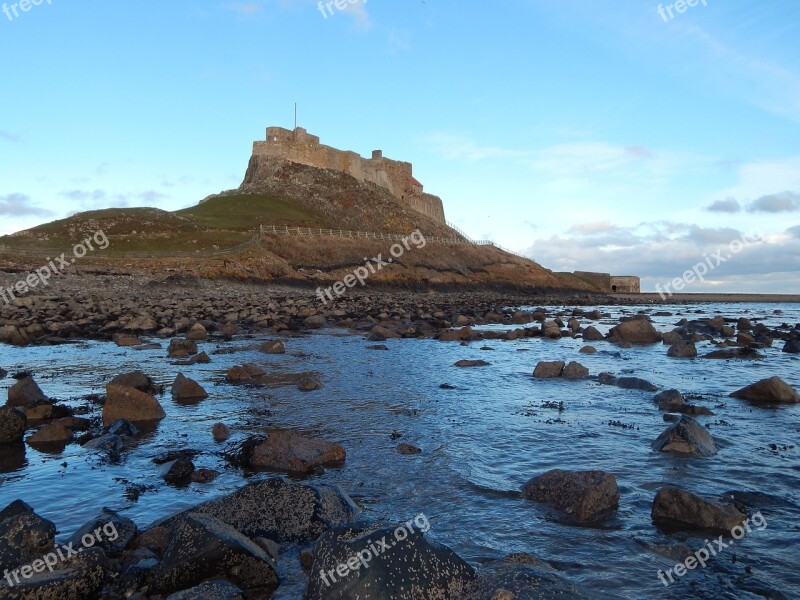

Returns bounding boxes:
[1,0,799,292]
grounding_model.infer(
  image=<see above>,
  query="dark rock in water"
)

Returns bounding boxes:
[81,433,122,456]
[108,419,138,436]
[479,560,597,599]
[616,377,658,392]
[454,359,490,367]
[737,317,753,331]
[103,384,166,426]
[154,477,358,544]
[171,373,209,402]
[151,513,279,596]
[597,372,617,386]
[783,338,800,354]
[191,468,220,484]
[533,361,565,378]
[651,487,745,534]
[579,345,597,354]
[259,340,286,354]
[654,389,685,411]
[562,361,589,379]
[168,338,198,358]
[439,383,457,390]
[367,344,389,350]
[166,579,244,600]
[722,490,796,512]
[0,500,56,572]
[0,407,26,444]
[212,423,231,442]
[608,319,661,344]
[226,366,252,384]
[0,368,5,380]
[582,326,604,341]
[667,340,697,358]
[438,326,477,342]
[70,507,138,557]
[652,415,717,456]
[241,430,345,474]
[702,347,763,359]
[7,376,47,408]
[677,404,715,416]
[521,469,619,524]
[0,546,107,600]
[396,443,422,455]
[305,522,478,599]
[731,376,800,405]
[305,315,327,329]
[26,422,73,446]
[298,377,322,392]
[109,370,163,395]
[161,457,195,485]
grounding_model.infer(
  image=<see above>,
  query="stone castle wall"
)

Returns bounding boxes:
[251,127,445,223]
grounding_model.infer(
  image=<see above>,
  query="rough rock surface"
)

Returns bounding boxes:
[521,469,619,523]
[730,376,799,405]
[651,487,745,534]
[652,416,717,456]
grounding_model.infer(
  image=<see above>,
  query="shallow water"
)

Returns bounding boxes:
[1,302,798,599]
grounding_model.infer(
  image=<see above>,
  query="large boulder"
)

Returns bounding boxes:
[168,338,198,358]
[259,340,286,354]
[730,376,799,405]
[667,340,697,358]
[783,338,800,354]
[103,384,166,426]
[7,376,47,408]
[562,361,589,379]
[478,557,596,599]
[69,508,138,557]
[652,416,716,456]
[242,430,345,474]
[171,374,208,402]
[151,513,278,596]
[0,500,56,573]
[305,522,478,599]
[653,389,685,412]
[608,319,662,344]
[0,547,107,600]
[0,407,26,444]
[521,469,619,523]
[26,422,73,446]
[154,478,357,544]
[582,326,603,341]
[651,487,745,534]
[533,361,565,378]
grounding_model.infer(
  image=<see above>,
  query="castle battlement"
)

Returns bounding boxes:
[251,126,444,223]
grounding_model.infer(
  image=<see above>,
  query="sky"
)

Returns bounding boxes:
[0,0,799,293]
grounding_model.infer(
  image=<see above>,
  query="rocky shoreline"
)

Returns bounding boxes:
[0,273,799,598]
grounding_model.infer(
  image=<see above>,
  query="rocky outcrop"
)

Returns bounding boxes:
[730,376,799,405]
[0,407,26,444]
[103,384,166,426]
[521,469,619,523]
[651,487,745,534]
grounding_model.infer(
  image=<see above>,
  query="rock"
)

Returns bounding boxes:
[304,315,326,329]
[186,323,208,341]
[298,377,321,392]
[737,317,752,331]
[616,377,658,391]
[171,373,208,402]
[0,500,56,572]
[369,326,399,341]
[438,327,476,342]
[0,407,26,444]
[479,560,595,599]
[81,433,122,454]
[533,361,565,378]
[243,430,346,474]
[103,384,166,426]
[115,335,143,347]
[259,340,286,354]
[108,419,138,436]
[521,469,619,523]
[190,351,211,364]
[225,366,252,383]
[678,404,715,416]
[241,363,265,378]
[70,508,138,557]
[212,423,231,442]
[397,443,422,455]
[151,513,278,596]
[597,372,617,385]
[161,457,195,485]
[0,546,106,599]
[168,338,198,358]
[737,332,756,344]
[653,389,685,411]
[7,376,47,408]
[26,422,73,445]
[731,376,800,405]
[454,359,490,367]
[652,415,717,456]
[23,402,54,421]
[305,522,478,599]
[109,370,162,395]
[582,326,604,341]
[154,478,357,544]
[667,340,697,358]
[166,580,244,600]
[191,468,220,484]
[367,344,389,351]
[608,319,661,344]
[541,320,561,339]
[782,338,800,354]
[661,331,683,345]
[702,347,763,359]
[579,345,597,354]
[651,487,745,534]
[562,361,589,379]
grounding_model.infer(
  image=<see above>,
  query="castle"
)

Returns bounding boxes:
[250,127,446,224]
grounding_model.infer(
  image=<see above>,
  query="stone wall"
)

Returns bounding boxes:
[251,127,445,223]
[610,276,641,293]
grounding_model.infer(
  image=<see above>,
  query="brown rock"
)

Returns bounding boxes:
[522,469,619,523]
[454,360,490,367]
[652,415,716,456]
[259,340,286,354]
[582,326,604,341]
[171,373,208,401]
[396,443,422,455]
[532,361,565,378]
[7,376,47,408]
[562,361,589,379]
[578,346,597,354]
[212,423,231,442]
[103,384,166,426]
[26,422,73,445]
[730,376,799,405]
[608,319,661,344]
[246,430,345,474]
[0,406,26,444]
[651,487,745,534]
